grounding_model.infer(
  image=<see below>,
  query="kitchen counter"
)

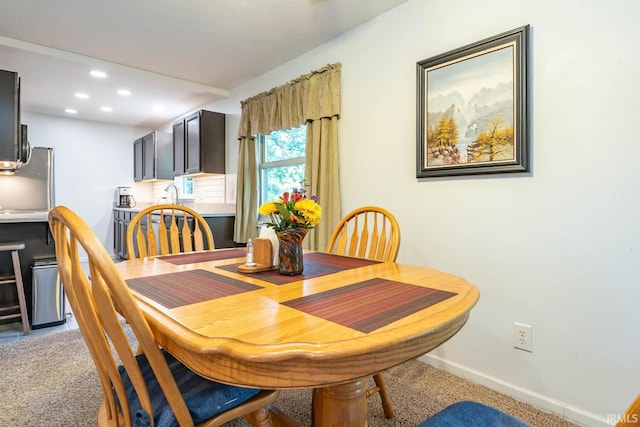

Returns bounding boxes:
[0,210,49,223]
[113,203,235,217]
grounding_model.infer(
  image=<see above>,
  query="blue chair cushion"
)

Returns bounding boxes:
[417,401,531,427]
[118,350,261,427]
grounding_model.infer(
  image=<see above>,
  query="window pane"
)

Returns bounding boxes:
[263,165,305,202]
[174,177,194,197]
[265,125,306,162]
[183,177,194,195]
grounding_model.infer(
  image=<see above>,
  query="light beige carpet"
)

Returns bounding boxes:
[0,328,578,426]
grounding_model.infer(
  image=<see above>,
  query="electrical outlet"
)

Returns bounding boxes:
[513,322,532,352]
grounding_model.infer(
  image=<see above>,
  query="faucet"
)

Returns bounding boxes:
[164,184,180,205]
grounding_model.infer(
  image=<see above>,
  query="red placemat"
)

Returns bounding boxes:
[157,248,246,265]
[217,252,381,285]
[126,269,261,308]
[283,278,457,333]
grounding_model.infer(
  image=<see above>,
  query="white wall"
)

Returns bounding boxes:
[203,0,640,425]
[22,111,150,254]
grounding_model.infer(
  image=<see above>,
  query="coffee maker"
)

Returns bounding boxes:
[117,187,133,207]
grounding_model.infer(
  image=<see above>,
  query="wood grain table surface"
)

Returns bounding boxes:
[115,249,480,426]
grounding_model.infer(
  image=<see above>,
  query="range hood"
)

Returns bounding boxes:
[0,69,29,175]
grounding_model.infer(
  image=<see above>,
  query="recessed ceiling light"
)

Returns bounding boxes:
[65,108,78,114]
[117,89,131,96]
[101,106,113,112]
[75,92,89,99]
[89,70,107,78]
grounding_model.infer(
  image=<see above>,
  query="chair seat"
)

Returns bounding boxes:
[416,401,531,427]
[119,350,261,427]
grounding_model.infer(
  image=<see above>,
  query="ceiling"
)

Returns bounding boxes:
[0,0,408,129]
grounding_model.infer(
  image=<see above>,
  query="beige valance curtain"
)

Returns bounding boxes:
[234,63,342,250]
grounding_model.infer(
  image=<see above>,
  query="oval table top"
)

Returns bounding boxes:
[115,249,480,390]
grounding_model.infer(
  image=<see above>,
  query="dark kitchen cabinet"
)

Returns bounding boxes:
[205,215,241,249]
[172,119,186,175]
[133,138,143,181]
[0,70,29,165]
[173,110,225,176]
[113,209,135,259]
[133,131,172,181]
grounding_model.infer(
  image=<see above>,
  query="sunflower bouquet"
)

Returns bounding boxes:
[258,182,322,232]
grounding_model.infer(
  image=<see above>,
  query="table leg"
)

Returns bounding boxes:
[312,380,368,426]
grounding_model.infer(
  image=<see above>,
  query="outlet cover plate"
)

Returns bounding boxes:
[513,322,532,352]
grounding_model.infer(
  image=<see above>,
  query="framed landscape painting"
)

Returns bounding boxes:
[416,25,530,178]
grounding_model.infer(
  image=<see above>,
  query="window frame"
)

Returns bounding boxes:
[174,176,194,200]
[257,126,306,206]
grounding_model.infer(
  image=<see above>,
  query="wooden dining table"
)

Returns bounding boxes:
[115,248,480,426]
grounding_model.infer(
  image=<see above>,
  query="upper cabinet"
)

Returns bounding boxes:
[0,70,29,168]
[172,110,225,176]
[133,131,172,182]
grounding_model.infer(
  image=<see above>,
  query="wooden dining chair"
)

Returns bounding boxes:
[49,206,279,427]
[325,206,400,263]
[324,205,401,419]
[126,204,215,259]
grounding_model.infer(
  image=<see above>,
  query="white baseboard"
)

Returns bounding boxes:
[418,354,612,427]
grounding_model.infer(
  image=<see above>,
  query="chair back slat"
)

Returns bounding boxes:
[326,206,400,262]
[357,214,370,259]
[192,224,204,252]
[348,215,361,258]
[168,210,181,254]
[50,206,197,426]
[368,213,380,259]
[134,214,148,258]
[126,204,215,259]
[157,209,169,256]
[374,215,389,261]
[181,213,194,253]
[336,228,348,256]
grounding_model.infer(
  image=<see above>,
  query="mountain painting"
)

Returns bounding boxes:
[416,26,529,178]
[424,44,515,167]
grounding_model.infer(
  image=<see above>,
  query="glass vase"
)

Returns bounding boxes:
[276,227,308,275]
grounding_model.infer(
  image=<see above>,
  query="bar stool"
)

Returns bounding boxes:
[0,242,30,335]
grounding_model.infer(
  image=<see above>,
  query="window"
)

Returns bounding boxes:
[258,125,306,204]
[174,176,194,199]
